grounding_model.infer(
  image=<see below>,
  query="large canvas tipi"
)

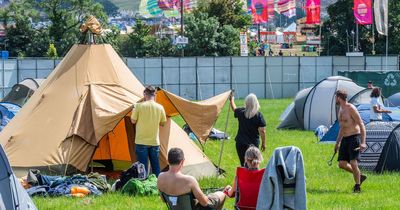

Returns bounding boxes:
[0,44,219,178]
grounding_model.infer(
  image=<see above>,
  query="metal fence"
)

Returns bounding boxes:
[0,56,398,99]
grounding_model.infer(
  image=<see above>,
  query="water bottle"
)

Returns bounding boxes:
[137,163,146,179]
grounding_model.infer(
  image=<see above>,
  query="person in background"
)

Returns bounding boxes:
[367,81,374,89]
[224,146,263,197]
[157,148,226,210]
[370,87,391,122]
[334,90,367,193]
[278,50,283,56]
[131,86,166,177]
[230,93,266,166]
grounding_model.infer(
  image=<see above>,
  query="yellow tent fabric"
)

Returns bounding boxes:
[0,44,217,178]
[156,89,231,143]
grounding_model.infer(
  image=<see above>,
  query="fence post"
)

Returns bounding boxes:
[195,57,198,100]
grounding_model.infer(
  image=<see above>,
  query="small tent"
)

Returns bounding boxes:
[0,145,37,210]
[2,78,45,107]
[278,76,364,130]
[0,44,225,178]
[375,123,400,172]
[386,92,400,107]
[358,122,400,171]
[0,102,21,131]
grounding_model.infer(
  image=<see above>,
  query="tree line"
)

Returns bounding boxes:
[0,0,252,58]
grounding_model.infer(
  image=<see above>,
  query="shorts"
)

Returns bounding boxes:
[338,134,361,162]
[194,193,221,210]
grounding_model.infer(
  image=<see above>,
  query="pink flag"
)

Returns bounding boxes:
[306,0,320,24]
[354,0,372,25]
[251,0,268,24]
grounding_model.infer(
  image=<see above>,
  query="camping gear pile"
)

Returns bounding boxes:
[24,170,109,197]
[111,162,158,196]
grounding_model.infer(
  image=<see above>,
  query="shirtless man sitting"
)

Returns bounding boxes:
[157,148,226,210]
[334,90,367,193]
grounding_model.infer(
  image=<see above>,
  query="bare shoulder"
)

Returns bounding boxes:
[348,103,357,111]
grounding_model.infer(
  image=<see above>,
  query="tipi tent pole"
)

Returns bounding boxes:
[216,91,233,175]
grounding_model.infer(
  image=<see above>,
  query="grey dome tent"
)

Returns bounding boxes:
[278,76,364,130]
[0,145,37,210]
[2,78,45,107]
[386,93,400,107]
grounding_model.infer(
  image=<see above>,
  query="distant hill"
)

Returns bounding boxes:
[109,0,140,11]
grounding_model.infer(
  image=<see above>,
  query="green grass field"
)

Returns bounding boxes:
[33,99,400,209]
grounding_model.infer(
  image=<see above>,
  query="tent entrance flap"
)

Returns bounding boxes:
[92,116,136,162]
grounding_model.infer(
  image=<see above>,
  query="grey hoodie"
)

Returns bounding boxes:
[256,146,306,210]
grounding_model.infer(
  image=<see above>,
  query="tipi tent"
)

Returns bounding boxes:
[278,76,364,130]
[0,145,37,210]
[0,44,221,178]
[2,78,45,107]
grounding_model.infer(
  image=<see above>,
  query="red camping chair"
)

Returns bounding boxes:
[235,167,266,210]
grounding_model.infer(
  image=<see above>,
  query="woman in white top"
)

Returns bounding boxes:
[370,88,391,121]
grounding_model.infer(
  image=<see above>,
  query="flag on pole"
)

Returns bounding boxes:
[278,0,296,18]
[267,0,275,20]
[354,0,372,25]
[251,0,268,24]
[305,0,320,24]
[374,0,388,35]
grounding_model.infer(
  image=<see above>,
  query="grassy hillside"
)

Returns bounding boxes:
[110,0,140,11]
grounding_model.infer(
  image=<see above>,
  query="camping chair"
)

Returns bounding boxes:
[235,167,266,210]
[160,191,196,210]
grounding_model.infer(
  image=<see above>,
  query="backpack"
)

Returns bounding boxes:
[115,162,146,190]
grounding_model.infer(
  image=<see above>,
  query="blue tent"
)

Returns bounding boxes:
[0,144,37,209]
[321,104,400,142]
[0,102,21,131]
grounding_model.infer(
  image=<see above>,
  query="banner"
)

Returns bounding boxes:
[374,0,388,35]
[305,0,320,24]
[251,0,268,24]
[339,71,400,96]
[354,0,372,25]
[240,32,248,56]
[278,0,296,18]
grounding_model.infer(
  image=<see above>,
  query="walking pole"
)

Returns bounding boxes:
[216,90,234,175]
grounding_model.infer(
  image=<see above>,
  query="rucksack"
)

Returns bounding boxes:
[115,162,146,190]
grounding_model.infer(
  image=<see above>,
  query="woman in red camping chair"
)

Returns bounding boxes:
[224,146,265,210]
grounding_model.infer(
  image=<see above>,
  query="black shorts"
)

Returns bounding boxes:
[194,193,221,210]
[338,134,361,162]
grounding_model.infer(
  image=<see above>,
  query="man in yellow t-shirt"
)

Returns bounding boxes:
[131,86,166,177]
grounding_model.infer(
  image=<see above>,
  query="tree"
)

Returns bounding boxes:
[322,0,400,55]
[46,43,58,58]
[119,18,152,57]
[39,0,108,56]
[2,0,50,57]
[197,0,251,29]
[184,12,220,56]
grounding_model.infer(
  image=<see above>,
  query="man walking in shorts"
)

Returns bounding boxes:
[334,90,367,193]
